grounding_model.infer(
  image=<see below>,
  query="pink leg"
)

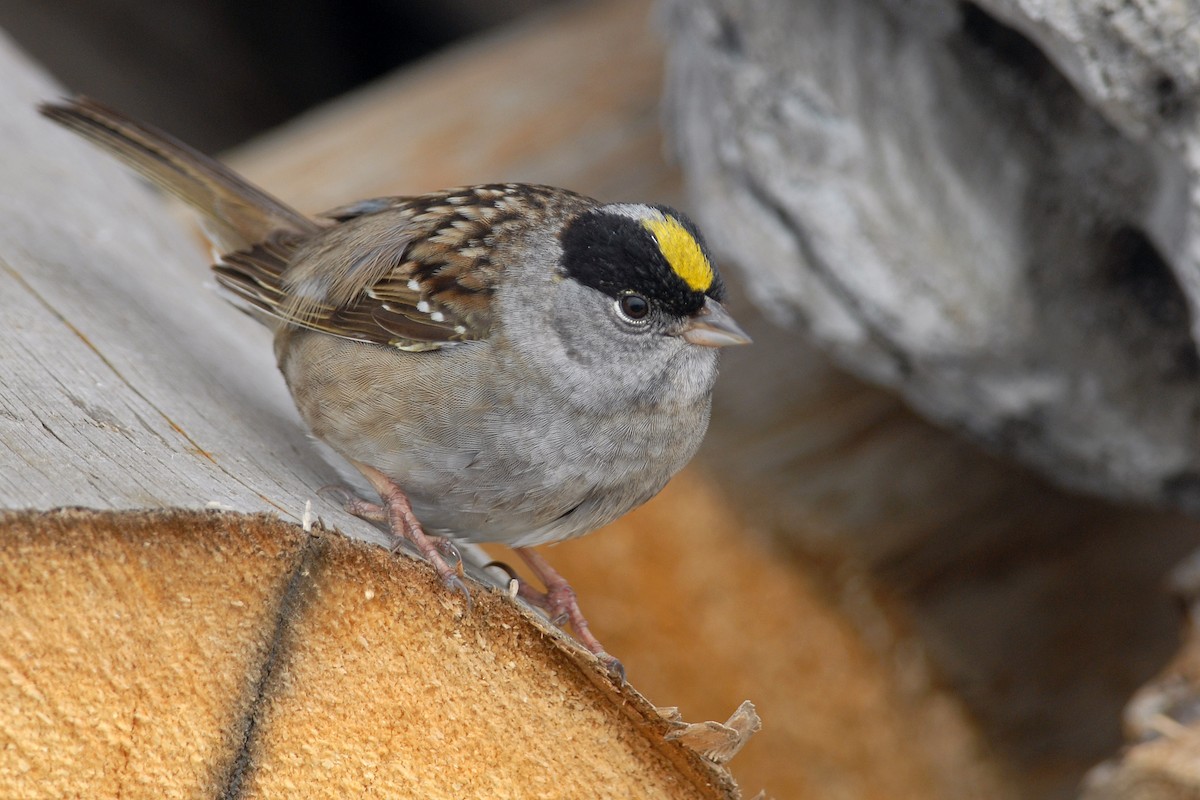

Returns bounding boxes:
[330,461,471,608]
[516,548,624,680]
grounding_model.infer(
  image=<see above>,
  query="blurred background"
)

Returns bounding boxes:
[0,0,560,150]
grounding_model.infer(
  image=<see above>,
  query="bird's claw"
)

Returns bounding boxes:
[442,574,473,613]
[598,653,626,683]
[316,484,356,505]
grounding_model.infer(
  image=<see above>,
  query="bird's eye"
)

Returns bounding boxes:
[618,293,650,321]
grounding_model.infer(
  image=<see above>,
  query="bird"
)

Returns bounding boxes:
[40,97,750,674]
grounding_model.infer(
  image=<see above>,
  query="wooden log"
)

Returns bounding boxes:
[0,508,738,798]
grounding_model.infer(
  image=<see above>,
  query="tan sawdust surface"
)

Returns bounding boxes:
[0,508,737,799]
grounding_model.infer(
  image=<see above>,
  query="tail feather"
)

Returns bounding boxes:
[39,96,319,252]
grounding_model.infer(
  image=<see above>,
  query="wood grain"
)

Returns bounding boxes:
[0,30,367,539]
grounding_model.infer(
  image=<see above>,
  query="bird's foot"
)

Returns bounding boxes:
[515,547,624,682]
[323,470,471,610]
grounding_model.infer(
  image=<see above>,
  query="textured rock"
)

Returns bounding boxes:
[661,0,1200,510]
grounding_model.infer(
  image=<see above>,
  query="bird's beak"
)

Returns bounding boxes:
[679,296,752,348]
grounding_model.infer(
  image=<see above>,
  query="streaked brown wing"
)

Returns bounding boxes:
[211,186,535,349]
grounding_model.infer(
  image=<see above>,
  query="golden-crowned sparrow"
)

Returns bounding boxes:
[40,97,750,672]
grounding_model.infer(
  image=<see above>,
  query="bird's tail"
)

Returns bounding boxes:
[39,96,318,252]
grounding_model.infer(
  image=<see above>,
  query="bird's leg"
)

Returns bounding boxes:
[333,460,471,608]
[515,547,624,680]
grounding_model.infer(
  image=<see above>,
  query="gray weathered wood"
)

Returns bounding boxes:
[0,32,387,546]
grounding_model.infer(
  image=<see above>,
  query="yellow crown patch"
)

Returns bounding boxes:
[641,215,714,293]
